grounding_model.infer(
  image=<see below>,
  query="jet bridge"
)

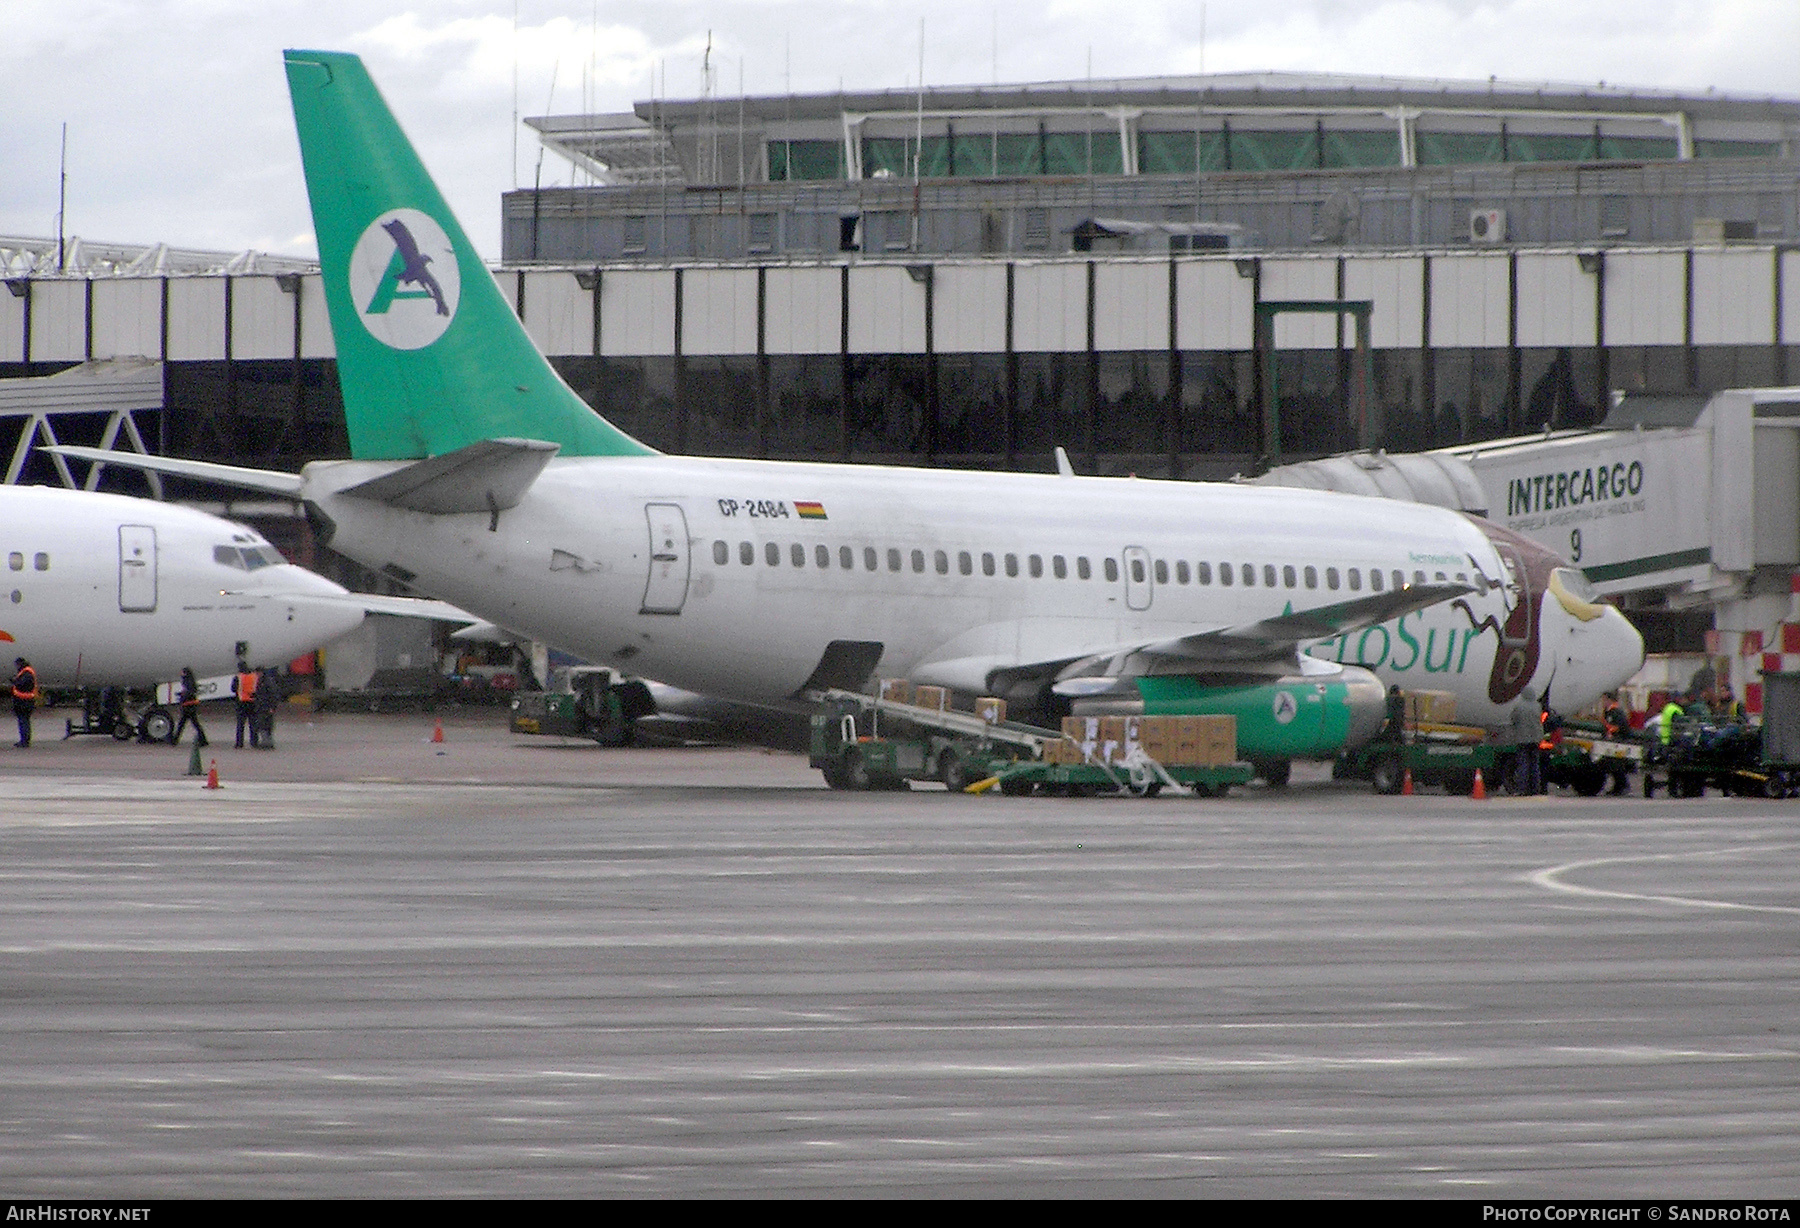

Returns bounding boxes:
[1258,386,1800,716]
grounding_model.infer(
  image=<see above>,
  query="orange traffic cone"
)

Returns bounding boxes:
[1401,767,1414,795]
[1471,768,1487,800]
[204,759,221,790]
[431,718,445,744]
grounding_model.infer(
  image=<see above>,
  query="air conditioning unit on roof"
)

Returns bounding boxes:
[1469,208,1507,244]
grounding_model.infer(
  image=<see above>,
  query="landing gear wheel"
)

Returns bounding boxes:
[138,706,173,744]
[1371,753,1404,796]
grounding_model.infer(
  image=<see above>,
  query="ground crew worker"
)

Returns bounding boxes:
[1600,692,1632,795]
[11,657,37,748]
[1716,685,1744,723]
[253,666,280,749]
[232,660,260,749]
[1659,699,1684,745]
[170,666,208,748]
[1504,691,1542,795]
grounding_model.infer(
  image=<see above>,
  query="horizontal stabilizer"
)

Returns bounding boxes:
[43,446,303,497]
[227,591,478,624]
[339,438,559,514]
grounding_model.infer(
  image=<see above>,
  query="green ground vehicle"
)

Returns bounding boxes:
[509,667,655,746]
[809,688,1252,797]
[1336,733,1504,795]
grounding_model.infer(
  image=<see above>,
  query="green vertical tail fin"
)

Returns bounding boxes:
[284,49,653,460]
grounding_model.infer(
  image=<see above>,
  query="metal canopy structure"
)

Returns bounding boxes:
[0,359,164,496]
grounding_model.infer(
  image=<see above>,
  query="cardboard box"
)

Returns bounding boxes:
[975,696,1007,725]
[914,685,949,711]
[879,678,913,704]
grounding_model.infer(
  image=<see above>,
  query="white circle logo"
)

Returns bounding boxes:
[1271,690,1298,725]
[347,208,461,350]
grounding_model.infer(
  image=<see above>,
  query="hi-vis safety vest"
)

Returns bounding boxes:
[235,671,258,703]
[10,667,36,701]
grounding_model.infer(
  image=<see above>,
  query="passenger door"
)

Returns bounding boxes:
[118,525,157,613]
[640,503,690,615]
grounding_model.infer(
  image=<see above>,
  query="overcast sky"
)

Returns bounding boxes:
[3,0,1795,263]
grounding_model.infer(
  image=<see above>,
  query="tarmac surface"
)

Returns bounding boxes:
[1,704,1797,1197]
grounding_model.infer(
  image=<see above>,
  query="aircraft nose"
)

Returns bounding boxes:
[1602,606,1646,680]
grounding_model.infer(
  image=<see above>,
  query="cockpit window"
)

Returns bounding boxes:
[1553,567,1599,603]
[217,545,284,570]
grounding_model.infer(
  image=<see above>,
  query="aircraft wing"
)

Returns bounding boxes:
[1136,581,1476,663]
[43,446,303,497]
[910,582,1475,695]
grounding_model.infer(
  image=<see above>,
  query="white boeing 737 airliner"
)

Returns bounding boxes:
[0,484,465,699]
[55,50,1645,781]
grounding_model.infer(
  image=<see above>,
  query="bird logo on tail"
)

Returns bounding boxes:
[348,207,461,350]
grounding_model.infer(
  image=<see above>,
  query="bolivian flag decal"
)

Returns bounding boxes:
[795,501,828,520]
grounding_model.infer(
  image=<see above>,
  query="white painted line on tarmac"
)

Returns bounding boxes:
[1528,845,1800,916]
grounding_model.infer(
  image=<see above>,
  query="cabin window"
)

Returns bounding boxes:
[1176,561,1190,584]
[1029,554,1043,578]
[1053,555,1067,579]
[33,553,47,571]
[740,542,754,565]
[959,551,973,576]
[1283,565,1296,588]
[1242,563,1255,587]
[982,552,996,577]
[1104,558,1119,583]
[935,550,949,575]
[1219,563,1233,587]
[1196,561,1212,585]
[1348,567,1361,591]
[864,546,878,571]
[1455,571,1467,583]
[1263,564,1276,587]
[1326,567,1340,590]
[1130,558,1145,584]
[1005,553,1019,578]
[1414,570,1426,585]
[1153,559,1168,584]
[1077,557,1091,580]
[712,541,728,565]
[815,545,830,569]
[911,549,926,573]
[1304,565,1318,589]
[791,543,806,567]
[1370,568,1384,592]
[840,546,854,570]
[6,553,20,571]
[1435,571,1447,582]
[888,548,902,572]
[1392,570,1404,590]
[766,542,781,566]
